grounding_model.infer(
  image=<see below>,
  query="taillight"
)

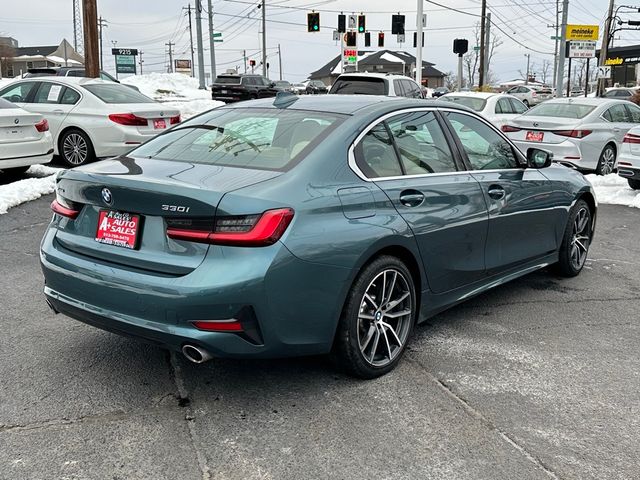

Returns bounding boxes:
[35,118,49,132]
[501,125,521,133]
[191,320,243,332]
[169,115,181,125]
[166,208,294,247]
[553,130,592,139]
[108,113,148,126]
[51,199,80,219]
[623,133,640,144]
[532,91,537,96]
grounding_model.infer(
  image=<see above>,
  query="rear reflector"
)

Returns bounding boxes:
[501,125,521,133]
[108,113,148,126]
[623,133,640,144]
[169,115,181,125]
[618,161,633,166]
[553,129,592,139]
[191,320,243,332]
[51,199,79,219]
[167,208,294,247]
[35,118,49,132]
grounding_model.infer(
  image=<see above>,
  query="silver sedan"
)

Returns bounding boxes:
[502,98,640,175]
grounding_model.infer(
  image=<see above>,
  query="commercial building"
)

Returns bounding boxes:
[0,38,83,78]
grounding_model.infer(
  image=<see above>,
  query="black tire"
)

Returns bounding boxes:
[628,178,640,190]
[58,129,95,167]
[2,165,30,176]
[555,199,592,277]
[331,255,417,379]
[595,144,616,176]
[523,99,529,107]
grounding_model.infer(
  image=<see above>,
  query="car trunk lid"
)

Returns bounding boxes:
[0,108,43,144]
[507,116,583,144]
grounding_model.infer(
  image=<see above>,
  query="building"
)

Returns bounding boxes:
[0,39,83,78]
[598,44,640,87]
[308,50,446,87]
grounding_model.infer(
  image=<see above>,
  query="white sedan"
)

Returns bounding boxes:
[617,125,640,189]
[0,98,53,174]
[0,77,180,167]
[438,92,528,129]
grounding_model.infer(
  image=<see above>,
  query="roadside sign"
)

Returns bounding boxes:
[568,40,596,58]
[550,35,560,40]
[397,34,405,43]
[566,24,599,41]
[348,15,357,29]
[115,54,136,74]
[111,48,138,56]
[333,30,340,41]
[174,59,192,75]
[473,46,481,51]
[343,48,357,64]
[212,32,222,37]
[213,39,223,43]
[597,66,612,79]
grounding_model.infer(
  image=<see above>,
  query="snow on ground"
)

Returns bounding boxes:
[121,72,223,119]
[0,165,63,215]
[586,173,640,209]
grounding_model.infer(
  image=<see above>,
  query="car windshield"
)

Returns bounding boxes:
[215,76,241,84]
[131,108,345,171]
[0,98,16,109]
[440,96,487,112]
[275,81,290,87]
[83,84,154,104]
[330,77,387,95]
[524,103,596,119]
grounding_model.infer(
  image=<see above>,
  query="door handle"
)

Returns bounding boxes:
[613,128,620,132]
[53,109,64,114]
[487,185,506,200]
[399,190,425,207]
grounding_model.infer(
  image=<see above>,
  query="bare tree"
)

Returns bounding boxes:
[537,59,552,85]
[462,22,502,88]
[444,71,457,90]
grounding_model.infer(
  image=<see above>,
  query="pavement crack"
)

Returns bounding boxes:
[168,352,211,480]
[0,409,130,434]
[407,357,562,480]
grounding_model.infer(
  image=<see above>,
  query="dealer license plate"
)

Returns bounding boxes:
[153,119,166,129]
[526,131,544,142]
[95,210,140,249]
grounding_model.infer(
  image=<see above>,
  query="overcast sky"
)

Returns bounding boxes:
[0,0,625,82]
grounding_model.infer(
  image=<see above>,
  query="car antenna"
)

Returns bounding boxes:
[273,91,298,108]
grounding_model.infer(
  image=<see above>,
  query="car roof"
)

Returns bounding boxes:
[441,92,497,99]
[220,94,471,115]
[12,76,115,87]
[335,73,415,81]
[539,97,629,106]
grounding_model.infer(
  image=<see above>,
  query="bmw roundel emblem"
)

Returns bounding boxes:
[101,188,113,205]
[14,118,19,124]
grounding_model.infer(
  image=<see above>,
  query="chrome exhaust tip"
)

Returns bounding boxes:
[181,344,213,364]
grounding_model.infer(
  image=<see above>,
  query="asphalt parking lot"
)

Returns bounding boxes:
[1,194,638,480]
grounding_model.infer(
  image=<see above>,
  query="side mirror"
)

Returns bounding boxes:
[527,148,552,168]
[270,82,276,87]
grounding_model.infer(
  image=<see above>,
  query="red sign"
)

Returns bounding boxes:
[526,131,544,142]
[95,210,140,249]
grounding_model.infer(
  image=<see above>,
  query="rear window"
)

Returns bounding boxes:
[440,96,487,112]
[215,76,241,84]
[330,77,387,95]
[130,108,345,172]
[524,103,596,119]
[83,84,154,104]
[0,98,16,109]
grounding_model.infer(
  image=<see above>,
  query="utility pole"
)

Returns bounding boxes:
[243,49,247,74]
[415,0,424,88]
[98,16,107,71]
[549,0,560,90]
[478,0,487,89]
[483,12,491,84]
[138,50,144,74]
[261,0,267,76]
[554,0,569,97]
[184,4,196,77]
[278,43,283,80]
[73,0,83,54]
[166,41,175,72]
[194,0,206,88]
[82,0,99,78]
[598,0,615,95]
[207,0,217,81]
[524,53,531,84]
[111,40,118,78]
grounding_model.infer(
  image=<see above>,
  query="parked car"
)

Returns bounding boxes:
[41,96,596,379]
[211,74,278,102]
[0,98,53,174]
[291,83,307,95]
[0,77,180,167]
[502,98,640,175]
[273,80,293,93]
[431,86,449,98]
[329,73,423,98]
[601,87,638,99]
[24,67,141,92]
[306,80,328,94]
[505,85,553,107]
[616,126,640,189]
[439,92,528,128]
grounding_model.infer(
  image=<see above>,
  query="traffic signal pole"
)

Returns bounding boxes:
[207,0,217,81]
[195,0,206,88]
[554,0,569,96]
[262,0,267,76]
[415,0,424,87]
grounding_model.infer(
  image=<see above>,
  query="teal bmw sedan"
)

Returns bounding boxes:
[41,95,596,378]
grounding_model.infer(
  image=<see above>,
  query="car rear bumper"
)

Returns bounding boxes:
[40,227,351,359]
[0,134,54,169]
[0,149,54,169]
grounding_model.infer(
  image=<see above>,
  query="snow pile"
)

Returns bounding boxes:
[120,73,223,119]
[0,165,62,214]
[586,173,640,209]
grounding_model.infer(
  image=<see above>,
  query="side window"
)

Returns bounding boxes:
[242,77,253,86]
[510,98,528,114]
[602,109,613,122]
[354,123,403,178]
[68,70,85,77]
[445,112,519,170]
[496,98,513,114]
[626,104,640,123]
[34,83,64,104]
[393,80,405,97]
[60,87,81,105]
[405,80,420,98]
[387,111,457,174]
[0,82,37,103]
[606,104,630,122]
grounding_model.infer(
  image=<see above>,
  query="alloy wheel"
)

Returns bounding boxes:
[63,133,88,165]
[357,269,413,367]
[599,147,615,175]
[570,207,591,270]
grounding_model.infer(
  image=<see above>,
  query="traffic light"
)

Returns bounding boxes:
[345,31,356,47]
[413,31,424,48]
[391,14,405,35]
[378,32,385,47]
[453,39,468,55]
[249,59,256,67]
[358,15,366,33]
[307,12,320,32]
[337,14,346,33]
[364,32,371,47]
